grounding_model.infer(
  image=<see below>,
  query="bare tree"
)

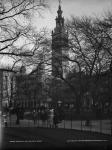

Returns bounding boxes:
[50,15,111,113]
[0,0,48,68]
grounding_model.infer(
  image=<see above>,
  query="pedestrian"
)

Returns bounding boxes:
[32,109,37,125]
[48,109,54,128]
[16,107,20,125]
[53,109,59,128]
[4,115,8,127]
[40,108,48,127]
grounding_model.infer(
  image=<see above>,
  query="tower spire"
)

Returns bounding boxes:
[52,0,68,78]
[57,0,62,18]
[59,0,62,6]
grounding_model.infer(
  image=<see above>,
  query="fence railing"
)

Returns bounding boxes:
[3,113,112,136]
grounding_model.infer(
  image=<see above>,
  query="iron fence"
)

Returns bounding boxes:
[2,110,112,136]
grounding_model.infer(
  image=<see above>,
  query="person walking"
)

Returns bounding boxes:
[40,109,48,127]
[48,109,54,128]
[53,109,59,128]
[4,115,8,127]
[32,109,37,125]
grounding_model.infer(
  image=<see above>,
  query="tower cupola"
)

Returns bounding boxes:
[55,0,64,31]
[57,4,62,18]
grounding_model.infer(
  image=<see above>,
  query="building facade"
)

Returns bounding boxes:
[15,65,44,110]
[0,69,16,111]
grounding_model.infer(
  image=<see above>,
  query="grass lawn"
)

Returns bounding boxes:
[2,127,112,149]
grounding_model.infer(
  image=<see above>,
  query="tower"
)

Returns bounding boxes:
[52,1,68,78]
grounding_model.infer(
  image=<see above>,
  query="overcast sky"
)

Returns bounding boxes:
[1,0,112,68]
[31,0,112,31]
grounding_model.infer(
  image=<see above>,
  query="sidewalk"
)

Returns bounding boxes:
[1,127,112,150]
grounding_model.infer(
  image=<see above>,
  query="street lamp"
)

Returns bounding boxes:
[57,100,62,107]
[109,59,112,135]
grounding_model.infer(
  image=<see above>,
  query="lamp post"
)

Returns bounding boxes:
[0,71,3,125]
[84,92,91,126]
[109,60,112,135]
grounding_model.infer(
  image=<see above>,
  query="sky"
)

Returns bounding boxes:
[1,0,112,68]
[31,0,112,31]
